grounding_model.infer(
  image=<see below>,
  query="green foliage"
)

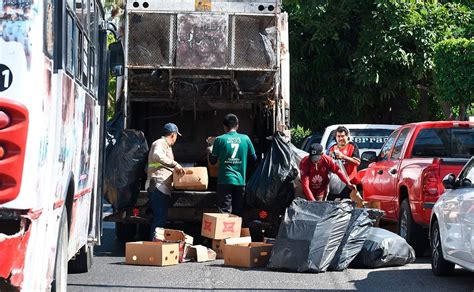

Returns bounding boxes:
[290,125,312,147]
[284,0,473,127]
[107,33,118,121]
[434,38,474,115]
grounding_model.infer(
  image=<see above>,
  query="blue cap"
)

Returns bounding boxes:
[163,123,182,136]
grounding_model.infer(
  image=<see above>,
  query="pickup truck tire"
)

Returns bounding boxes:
[115,222,136,242]
[431,221,455,276]
[398,199,428,256]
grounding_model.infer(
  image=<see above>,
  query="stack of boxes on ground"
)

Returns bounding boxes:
[201,213,273,268]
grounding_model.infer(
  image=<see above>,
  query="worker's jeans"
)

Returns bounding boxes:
[149,189,169,240]
[217,184,245,216]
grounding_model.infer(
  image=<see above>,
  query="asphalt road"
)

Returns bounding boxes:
[68,221,473,291]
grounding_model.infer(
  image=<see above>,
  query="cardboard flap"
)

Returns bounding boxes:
[186,245,216,262]
[154,227,194,245]
[223,236,252,245]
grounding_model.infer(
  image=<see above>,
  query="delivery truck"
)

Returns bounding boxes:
[104,0,290,241]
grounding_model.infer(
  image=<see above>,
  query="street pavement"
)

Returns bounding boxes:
[68,212,473,291]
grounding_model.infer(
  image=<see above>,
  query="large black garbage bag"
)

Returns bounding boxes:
[329,208,373,271]
[104,129,149,210]
[350,227,416,268]
[267,198,353,272]
[246,132,298,212]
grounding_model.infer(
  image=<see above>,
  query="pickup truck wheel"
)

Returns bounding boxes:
[431,221,454,276]
[115,222,136,242]
[399,199,428,256]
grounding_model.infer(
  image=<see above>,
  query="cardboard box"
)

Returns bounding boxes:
[186,245,217,262]
[154,228,194,245]
[212,236,252,259]
[173,167,208,190]
[201,213,242,240]
[125,241,179,266]
[240,227,251,237]
[153,228,193,262]
[211,239,225,259]
[224,243,273,268]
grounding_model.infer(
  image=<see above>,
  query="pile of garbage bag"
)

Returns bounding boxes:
[268,198,415,272]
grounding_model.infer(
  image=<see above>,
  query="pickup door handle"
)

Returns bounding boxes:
[377,170,383,175]
[389,168,398,175]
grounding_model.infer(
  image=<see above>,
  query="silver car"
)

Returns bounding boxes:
[430,157,474,276]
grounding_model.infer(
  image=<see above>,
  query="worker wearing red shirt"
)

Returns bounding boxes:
[328,126,361,183]
[299,143,355,201]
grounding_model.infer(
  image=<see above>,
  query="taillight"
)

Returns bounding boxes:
[258,210,268,220]
[132,208,140,217]
[0,111,10,129]
[422,165,439,196]
[0,99,29,204]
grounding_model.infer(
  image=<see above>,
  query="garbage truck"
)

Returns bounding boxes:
[104,0,290,241]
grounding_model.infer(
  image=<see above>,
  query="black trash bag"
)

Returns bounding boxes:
[350,227,416,268]
[105,111,124,155]
[104,129,149,210]
[267,198,353,272]
[329,208,373,271]
[246,132,299,212]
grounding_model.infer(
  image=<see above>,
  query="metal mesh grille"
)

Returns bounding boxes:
[233,15,276,69]
[127,13,277,70]
[127,13,172,67]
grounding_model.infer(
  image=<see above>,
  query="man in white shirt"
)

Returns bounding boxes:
[146,123,184,239]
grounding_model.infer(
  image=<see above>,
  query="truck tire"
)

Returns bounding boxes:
[68,245,93,273]
[431,220,454,276]
[398,199,428,256]
[51,208,68,292]
[115,222,136,242]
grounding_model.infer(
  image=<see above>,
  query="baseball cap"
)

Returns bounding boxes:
[309,143,324,162]
[163,123,182,136]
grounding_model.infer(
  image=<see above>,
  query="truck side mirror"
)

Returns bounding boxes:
[109,41,124,77]
[361,151,377,163]
[442,173,456,189]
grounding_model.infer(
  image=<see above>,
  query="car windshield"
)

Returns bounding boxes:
[412,128,474,158]
[326,129,395,149]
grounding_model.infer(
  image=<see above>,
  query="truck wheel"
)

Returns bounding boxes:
[399,199,428,256]
[51,208,68,292]
[115,222,136,242]
[68,245,93,273]
[431,220,454,276]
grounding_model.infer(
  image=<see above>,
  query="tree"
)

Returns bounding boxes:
[284,0,473,128]
[434,38,474,119]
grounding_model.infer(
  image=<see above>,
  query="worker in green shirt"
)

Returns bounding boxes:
[209,114,257,216]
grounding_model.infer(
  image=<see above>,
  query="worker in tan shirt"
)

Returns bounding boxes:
[146,123,184,239]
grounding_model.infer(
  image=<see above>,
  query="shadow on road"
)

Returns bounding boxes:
[351,268,473,291]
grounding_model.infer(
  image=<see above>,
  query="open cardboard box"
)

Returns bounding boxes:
[125,241,179,266]
[173,167,208,190]
[153,228,194,262]
[224,242,273,268]
[185,245,217,262]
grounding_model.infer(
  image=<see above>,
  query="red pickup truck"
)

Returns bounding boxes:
[359,121,474,254]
